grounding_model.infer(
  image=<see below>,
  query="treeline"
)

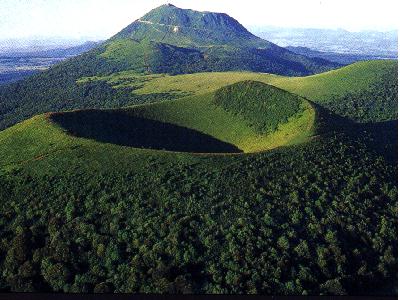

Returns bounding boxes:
[0,133,396,294]
[322,67,398,123]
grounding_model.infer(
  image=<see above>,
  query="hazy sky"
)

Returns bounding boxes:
[0,0,398,40]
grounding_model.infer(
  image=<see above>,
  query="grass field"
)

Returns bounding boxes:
[77,60,394,99]
[77,60,397,123]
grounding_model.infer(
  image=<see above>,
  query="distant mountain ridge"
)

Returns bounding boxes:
[1,41,100,58]
[0,42,101,86]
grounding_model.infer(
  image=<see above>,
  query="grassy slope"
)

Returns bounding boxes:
[3,60,386,167]
[275,60,398,102]
[86,60,396,122]
[127,60,396,100]
[12,60,388,163]
[125,91,315,153]
[0,83,315,167]
[0,60,392,132]
[0,114,200,175]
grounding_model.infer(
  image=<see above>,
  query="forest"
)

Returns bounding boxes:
[0,130,397,294]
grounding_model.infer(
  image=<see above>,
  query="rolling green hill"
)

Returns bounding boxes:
[132,60,398,123]
[0,60,395,131]
[0,81,315,164]
[78,60,398,123]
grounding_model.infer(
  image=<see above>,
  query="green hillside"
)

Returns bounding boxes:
[0,81,315,161]
[0,105,396,294]
[80,60,397,123]
[274,60,398,122]
[0,60,387,133]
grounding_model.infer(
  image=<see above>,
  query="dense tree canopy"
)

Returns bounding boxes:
[0,132,397,294]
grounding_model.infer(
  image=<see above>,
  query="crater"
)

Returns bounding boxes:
[50,110,242,154]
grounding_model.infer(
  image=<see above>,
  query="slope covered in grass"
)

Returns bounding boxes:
[121,60,397,123]
[274,60,398,122]
[0,60,394,131]
[275,60,397,101]
[43,81,314,154]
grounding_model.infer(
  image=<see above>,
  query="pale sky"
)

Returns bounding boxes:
[0,0,398,40]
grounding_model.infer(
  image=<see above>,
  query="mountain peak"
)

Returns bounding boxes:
[140,4,244,28]
[105,4,337,77]
[116,4,259,47]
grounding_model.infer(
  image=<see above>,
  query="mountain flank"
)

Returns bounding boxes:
[0,4,341,131]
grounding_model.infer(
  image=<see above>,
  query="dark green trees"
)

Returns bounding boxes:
[0,132,396,294]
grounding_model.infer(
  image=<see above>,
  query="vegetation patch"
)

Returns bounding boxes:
[214,81,303,134]
[0,130,396,294]
[0,62,397,294]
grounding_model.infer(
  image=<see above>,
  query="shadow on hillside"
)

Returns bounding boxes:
[312,102,355,134]
[354,120,398,163]
[312,102,397,163]
[50,110,242,153]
